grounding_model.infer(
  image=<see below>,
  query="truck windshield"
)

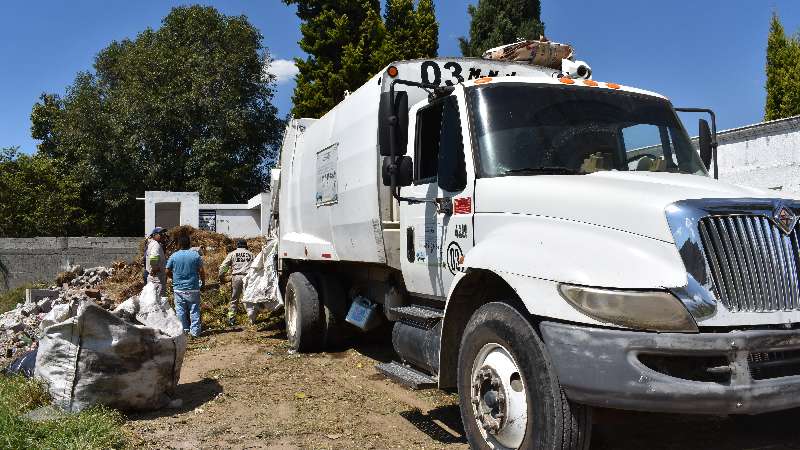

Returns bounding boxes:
[467,83,708,178]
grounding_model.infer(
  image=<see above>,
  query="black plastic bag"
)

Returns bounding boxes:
[3,348,37,378]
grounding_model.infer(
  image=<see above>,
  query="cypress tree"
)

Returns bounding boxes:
[765,13,800,121]
[381,0,438,62]
[287,0,439,118]
[414,0,439,59]
[459,0,545,57]
[382,0,416,63]
[285,0,386,118]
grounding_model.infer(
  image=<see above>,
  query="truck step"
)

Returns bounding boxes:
[376,361,437,390]
[390,305,444,329]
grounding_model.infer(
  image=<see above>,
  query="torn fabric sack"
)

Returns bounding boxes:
[34,283,186,412]
[240,239,283,320]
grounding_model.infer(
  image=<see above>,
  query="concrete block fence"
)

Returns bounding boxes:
[0,237,141,291]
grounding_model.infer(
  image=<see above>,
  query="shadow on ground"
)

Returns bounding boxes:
[591,407,800,450]
[127,378,223,421]
[350,323,397,363]
[400,404,467,445]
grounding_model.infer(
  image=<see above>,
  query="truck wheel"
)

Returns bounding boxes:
[285,272,324,352]
[458,302,592,450]
[317,274,351,349]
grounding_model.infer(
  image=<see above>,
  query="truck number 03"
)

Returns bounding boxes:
[420,61,516,87]
[421,61,463,87]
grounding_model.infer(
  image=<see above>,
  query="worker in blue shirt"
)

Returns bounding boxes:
[166,234,206,338]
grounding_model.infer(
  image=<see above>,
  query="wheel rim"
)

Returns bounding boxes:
[285,288,297,343]
[470,343,528,449]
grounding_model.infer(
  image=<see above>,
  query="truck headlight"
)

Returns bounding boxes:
[558,284,698,332]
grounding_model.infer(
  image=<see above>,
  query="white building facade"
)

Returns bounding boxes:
[140,191,271,238]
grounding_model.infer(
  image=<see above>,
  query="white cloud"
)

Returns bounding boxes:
[266,59,299,84]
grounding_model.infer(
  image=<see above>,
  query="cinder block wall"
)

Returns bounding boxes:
[0,237,141,291]
[716,116,800,194]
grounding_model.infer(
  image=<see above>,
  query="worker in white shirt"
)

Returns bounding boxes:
[145,227,167,290]
[219,239,254,326]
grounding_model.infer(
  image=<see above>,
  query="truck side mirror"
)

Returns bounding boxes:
[379,91,409,157]
[382,156,413,187]
[698,119,712,170]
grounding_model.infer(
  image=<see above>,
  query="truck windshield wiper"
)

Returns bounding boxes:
[501,166,581,176]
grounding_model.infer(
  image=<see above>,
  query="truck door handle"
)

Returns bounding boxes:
[406,227,415,263]
[436,197,453,215]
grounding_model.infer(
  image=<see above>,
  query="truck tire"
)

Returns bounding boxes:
[317,274,351,349]
[285,272,324,352]
[458,302,592,450]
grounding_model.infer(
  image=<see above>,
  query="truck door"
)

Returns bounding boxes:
[400,93,474,298]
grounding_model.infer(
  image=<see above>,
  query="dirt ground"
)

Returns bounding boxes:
[124,319,800,450]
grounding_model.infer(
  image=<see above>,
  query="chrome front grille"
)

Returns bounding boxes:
[698,215,800,312]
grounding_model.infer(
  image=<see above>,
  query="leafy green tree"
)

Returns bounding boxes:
[459,0,545,57]
[0,147,89,237]
[286,0,439,118]
[30,6,283,235]
[765,13,800,121]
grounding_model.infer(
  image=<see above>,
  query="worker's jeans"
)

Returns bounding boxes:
[174,290,202,337]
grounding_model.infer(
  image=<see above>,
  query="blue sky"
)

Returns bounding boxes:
[1,1,799,153]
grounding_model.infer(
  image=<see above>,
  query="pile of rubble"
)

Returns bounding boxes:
[0,265,116,362]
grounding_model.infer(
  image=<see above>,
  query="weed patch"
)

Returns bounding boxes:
[0,283,46,315]
[0,376,126,449]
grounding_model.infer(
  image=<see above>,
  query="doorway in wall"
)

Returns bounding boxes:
[154,202,180,229]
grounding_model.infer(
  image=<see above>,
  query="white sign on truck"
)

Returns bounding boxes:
[315,143,338,206]
[270,50,800,450]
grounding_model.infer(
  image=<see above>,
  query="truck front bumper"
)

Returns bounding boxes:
[539,321,800,415]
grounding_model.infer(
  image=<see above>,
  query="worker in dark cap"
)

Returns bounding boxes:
[219,239,254,326]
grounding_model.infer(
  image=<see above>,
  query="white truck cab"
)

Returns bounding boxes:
[272,55,800,450]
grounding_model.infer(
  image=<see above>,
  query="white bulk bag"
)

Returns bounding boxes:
[34,283,186,412]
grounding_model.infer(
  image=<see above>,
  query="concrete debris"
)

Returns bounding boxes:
[0,265,116,364]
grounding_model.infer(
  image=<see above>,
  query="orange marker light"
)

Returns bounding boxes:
[583,79,598,87]
[606,82,621,89]
[558,77,575,85]
[474,77,493,85]
[387,66,399,78]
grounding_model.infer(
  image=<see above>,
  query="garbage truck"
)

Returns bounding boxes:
[269,46,800,449]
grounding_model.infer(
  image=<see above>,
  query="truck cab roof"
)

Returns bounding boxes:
[459,74,668,101]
